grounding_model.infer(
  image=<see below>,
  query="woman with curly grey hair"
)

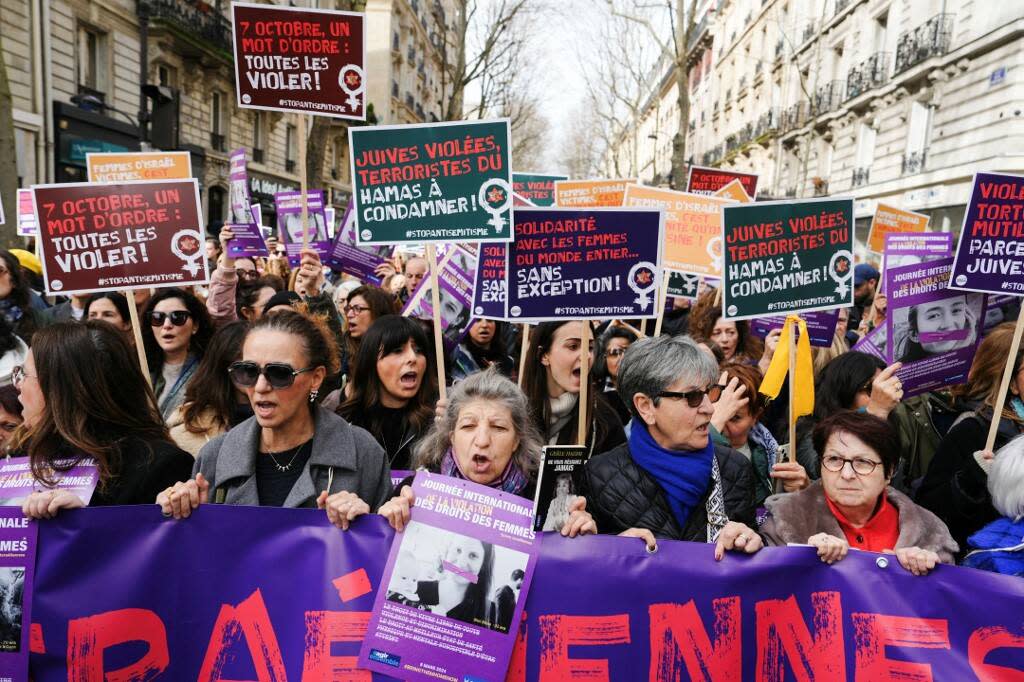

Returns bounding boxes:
[378,368,597,537]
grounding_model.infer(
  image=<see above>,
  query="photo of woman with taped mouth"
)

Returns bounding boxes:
[892,293,985,363]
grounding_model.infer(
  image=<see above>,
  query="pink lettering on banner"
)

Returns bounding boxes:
[538,614,631,680]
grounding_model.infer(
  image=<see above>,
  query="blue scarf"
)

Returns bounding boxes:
[629,423,714,530]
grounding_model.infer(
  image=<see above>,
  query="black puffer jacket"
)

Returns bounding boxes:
[582,442,756,541]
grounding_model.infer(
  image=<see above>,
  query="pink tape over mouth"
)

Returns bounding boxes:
[442,560,479,584]
[919,328,970,343]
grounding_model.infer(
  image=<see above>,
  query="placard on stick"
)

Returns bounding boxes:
[866,203,930,255]
[512,172,568,207]
[687,166,759,199]
[231,2,366,119]
[721,197,854,320]
[86,152,192,183]
[553,179,635,207]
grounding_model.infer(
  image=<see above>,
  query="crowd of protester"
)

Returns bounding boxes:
[0,232,1020,624]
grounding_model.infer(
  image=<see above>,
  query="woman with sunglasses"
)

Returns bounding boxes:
[337,315,436,472]
[761,412,956,574]
[19,322,194,518]
[168,321,252,456]
[341,285,400,381]
[157,310,391,523]
[594,325,638,426]
[582,335,759,557]
[142,288,214,422]
[521,321,625,456]
[452,318,514,382]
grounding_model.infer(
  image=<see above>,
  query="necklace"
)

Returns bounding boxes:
[264,442,306,472]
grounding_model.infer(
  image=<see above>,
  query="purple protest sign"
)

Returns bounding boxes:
[886,257,987,397]
[950,172,1024,295]
[879,232,953,295]
[403,246,476,352]
[326,203,393,284]
[472,242,507,319]
[275,190,331,266]
[750,309,840,347]
[0,457,99,507]
[359,471,538,682]
[852,324,887,361]
[506,207,664,322]
[0,509,34,681]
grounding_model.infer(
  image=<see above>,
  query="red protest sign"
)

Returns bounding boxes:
[686,165,759,199]
[31,180,209,296]
[232,2,366,119]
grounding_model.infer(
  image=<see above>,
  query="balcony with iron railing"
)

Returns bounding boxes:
[686,12,711,54]
[784,186,798,198]
[755,108,780,137]
[802,20,818,45]
[814,80,846,115]
[781,102,807,132]
[902,150,927,175]
[775,39,785,59]
[847,52,890,99]
[725,134,740,155]
[895,14,954,74]
[851,167,870,187]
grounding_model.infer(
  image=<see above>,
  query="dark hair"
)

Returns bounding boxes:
[461,319,512,375]
[0,250,39,344]
[338,315,437,436]
[141,288,214,373]
[510,568,525,581]
[812,411,898,478]
[237,276,282,319]
[347,285,400,318]
[688,288,759,361]
[246,307,340,384]
[954,321,1024,422]
[84,293,130,326]
[0,385,22,418]
[594,326,637,384]
[181,320,250,433]
[797,351,885,443]
[27,322,170,488]
[522,321,613,449]
[450,539,495,625]
[722,362,767,418]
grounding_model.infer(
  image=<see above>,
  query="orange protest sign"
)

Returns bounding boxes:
[866,203,929,254]
[714,179,752,203]
[554,178,635,207]
[624,184,731,277]
[86,152,193,183]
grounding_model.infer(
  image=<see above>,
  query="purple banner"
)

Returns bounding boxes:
[472,243,507,319]
[0,509,34,681]
[27,506,1024,680]
[886,257,987,397]
[326,204,393,284]
[506,208,664,322]
[275,190,331,267]
[0,458,99,507]
[750,309,841,348]
[226,150,268,259]
[950,172,1024,295]
[360,472,538,681]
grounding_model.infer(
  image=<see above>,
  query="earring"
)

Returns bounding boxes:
[309,388,319,403]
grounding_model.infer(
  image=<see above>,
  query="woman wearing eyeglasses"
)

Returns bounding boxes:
[19,322,194,518]
[761,411,957,574]
[337,315,436,472]
[452,318,514,383]
[157,310,391,523]
[582,335,760,557]
[142,288,215,422]
[594,325,638,426]
[341,285,400,380]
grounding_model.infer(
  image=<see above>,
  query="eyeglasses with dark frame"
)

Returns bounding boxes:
[344,304,371,315]
[11,366,35,388]
[821,454,881,476]
[657,384,725,408]
[146,310,193,327]
[227,361,315,390]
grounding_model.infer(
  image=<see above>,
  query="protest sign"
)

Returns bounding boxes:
[866,203,930,254]
[751,310,841,348]
[887,257,987,397]
[29,505,1024,680]
[667,271,702,298]
[403,245,476,352]
[722,198,854,320]
[553,178,634,207]
[0,508,34,681]
[86,151,192,183]
[349,119,512,245]
[31,180,208,295]
[506,207,664,322]
[714,178,752,202]
[360,471,538,682]
[879,232,953,294]
[852,324,887,360]
[223,150,270,260]
[324,206,336,238]
[983,294,1022,334]
[231,2,366,119]
[471,242,507,319]
[512,172,567,207]
[687,165,759,198]
[0,193,4,225]
[0,457,99,507]
[624,184,730,277]
[950,172,1024,295]
[326,203,392,284]
[275,189,330,266]
[16,190,36,237]
[533,445,589,532]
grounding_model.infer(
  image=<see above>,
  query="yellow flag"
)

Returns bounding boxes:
[759,314,814,419]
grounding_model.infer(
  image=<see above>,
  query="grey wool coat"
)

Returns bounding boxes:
[193,406,392,511]
[760,481,959,564]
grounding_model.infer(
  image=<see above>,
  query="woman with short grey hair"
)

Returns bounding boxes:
[378,368,597,538]
[583,335,760,558]
[963,435,1024,576]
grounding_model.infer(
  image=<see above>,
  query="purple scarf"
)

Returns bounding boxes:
[439,447,529,496]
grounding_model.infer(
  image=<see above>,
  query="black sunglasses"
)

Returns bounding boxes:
[228,361,314,390]
[146,310,192,327]
[657,384,724,408]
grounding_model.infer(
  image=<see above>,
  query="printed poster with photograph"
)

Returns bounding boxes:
[886,257,987,397]
[326,203,393,284]
[532,445,589,532]
[274,190,331,267]
[402,245,477,353]
[360,471,538,682]
[0,507,36,681]
[0,457,100,507]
